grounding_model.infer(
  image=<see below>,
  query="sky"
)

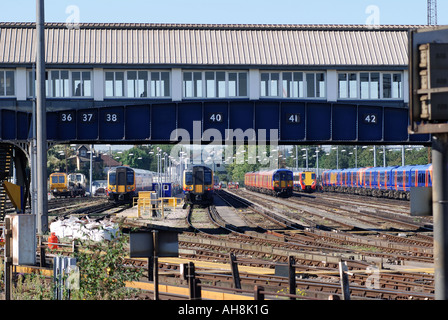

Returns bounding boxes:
[0,0,447,26]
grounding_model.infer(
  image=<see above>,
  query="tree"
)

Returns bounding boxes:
[47,145,76,176]
[119,146,153,170]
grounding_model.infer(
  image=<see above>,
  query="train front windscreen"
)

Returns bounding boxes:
[204,171,212,185]
[109,168,134,186]
[185,172,193,185]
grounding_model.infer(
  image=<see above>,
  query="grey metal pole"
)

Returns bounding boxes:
[152,230,159,300]
[36,0,48,234]
[89,144,93,196]
[295,145,298,170]
[373,146,377,167]
[432,133,448,300]
[402,145,405,166]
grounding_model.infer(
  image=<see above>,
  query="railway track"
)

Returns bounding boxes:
[174,192,434,300]
[229,189,434,256]
[10,190,434,300]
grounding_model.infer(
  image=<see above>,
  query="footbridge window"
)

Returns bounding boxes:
[106,70,170,98]
[0,70,15,96]
[338,71,403,100]
[260,71,325,98]
[28,70,92,98]
[183,71,248,98]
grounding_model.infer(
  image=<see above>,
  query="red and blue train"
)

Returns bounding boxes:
[244,168,293,197]
[321,164,432,200]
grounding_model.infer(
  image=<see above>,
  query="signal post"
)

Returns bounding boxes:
[409,26,448,300]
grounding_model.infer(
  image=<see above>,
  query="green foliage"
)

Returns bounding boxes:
[47,145,76,175]
[12,273,54,300]
[71,232,143,300]
[113,145,175,172]
[117,146,153,170]
[224,145,275,184]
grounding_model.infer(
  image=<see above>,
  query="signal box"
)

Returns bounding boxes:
[409,27,448,133]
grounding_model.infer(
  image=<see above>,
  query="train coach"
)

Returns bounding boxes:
[293,171,317,193]
[107,166,153,202]
[183,165,214,206]
[244,168,293,197]
[49,172,87,198]
[321,164,432,200]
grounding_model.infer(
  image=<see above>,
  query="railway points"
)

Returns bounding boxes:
[105,186,435,300]
[0,176,436,301]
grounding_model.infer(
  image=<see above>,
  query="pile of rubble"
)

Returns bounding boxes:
[50,216,120,242]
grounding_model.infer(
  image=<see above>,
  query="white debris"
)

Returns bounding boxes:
[50,216,120,242]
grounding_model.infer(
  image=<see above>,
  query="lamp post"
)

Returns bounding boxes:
[332,146,339,169]
[301,148,308,169]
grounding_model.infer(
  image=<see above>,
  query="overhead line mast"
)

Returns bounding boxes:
[427,0,438,25]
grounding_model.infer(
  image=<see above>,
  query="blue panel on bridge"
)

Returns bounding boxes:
[256,101,279,141]
[358,105,382,141]
[229,101,255,140]
[151,103,176,141]
[1,110,16,140]
[280,102,305,141]
[178,102,202,141]
[203,101,228,140]
[332,104,357,141]
[384,107,409,142]
[125,105,150,140]
[47,112,58,140]
[17,112,30,140]
[99,107,124,140]
[307,103,331,141]
[77,108,99,140]
[410,132,431,143]
[58,110,77,140]
[1,100,432,144]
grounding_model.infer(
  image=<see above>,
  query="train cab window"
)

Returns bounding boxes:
[311,173,316,180]
[117,172,126,185]
[109,172,116,185]
[273,173,280,181]
[185,172,193,185]
[52,176,63,183]
[286,172,293,181]
[301,173,305,180]
[204,172,212,185]
[126,170,134,185]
